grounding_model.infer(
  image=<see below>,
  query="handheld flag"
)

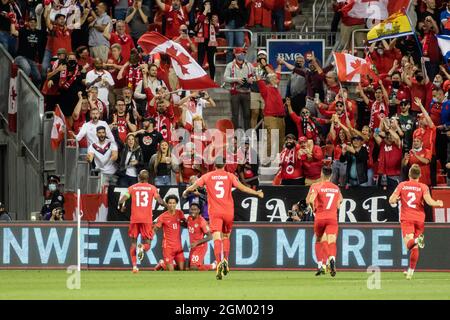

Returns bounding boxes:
[437,35,450,61]
[342,0,411,20]
[367,12,414,43]
[51,105,66,150]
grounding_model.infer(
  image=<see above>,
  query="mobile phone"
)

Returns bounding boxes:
[314,93,320,103]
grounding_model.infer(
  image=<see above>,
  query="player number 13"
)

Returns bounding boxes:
[136,191,149,207]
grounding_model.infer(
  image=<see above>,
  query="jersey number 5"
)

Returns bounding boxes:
[215,181,225,199]
[136,191,149,207]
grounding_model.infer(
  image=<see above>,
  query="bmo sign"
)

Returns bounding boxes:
[267,39,325,74]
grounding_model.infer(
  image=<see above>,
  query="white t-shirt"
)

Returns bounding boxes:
[125,151,138,177]
[85,70,115,106]
[184,98,207,126]
[76,120,115,147]
[88,139,118,175]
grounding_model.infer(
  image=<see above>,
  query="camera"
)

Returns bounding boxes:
[199,91,206,98]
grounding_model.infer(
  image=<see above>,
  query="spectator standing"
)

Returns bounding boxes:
[118,133,144,187]
[136,63,167,108]
[272,0,285,32]
[440,0,450,35]
[109,98,138,143]
[223,48,254,130]
[222,0,248,63]
[0,0,16,55]
[76,108,115,147]
[246,0,273,33]
[0,202,11,221]
[237,137,259,188]
[298,137,324,186]
[40,175,65,221]
[395,98,416,154]
[174,24,197,55]
[104,20,135,61]
[125,0,150,44]
[403,130,433,186]
[155,0,194,40]
[179,90,216,128]
[88,2,112,62]
[194,1,219,79]
[337,0,365,52]
[132,117,164,164]
[278,134,304,185]
[69,91,90,154]
[115,0,130,21]
[150,140,175,185]
[421,14,441,81]
[340,135,369,187]
[86,58,115,114]
[87,126,119,187]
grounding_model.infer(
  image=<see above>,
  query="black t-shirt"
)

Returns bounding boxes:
[157,162,171,176]
[0,3,11,32]
[138,130,163,163]
[17,28,45,61]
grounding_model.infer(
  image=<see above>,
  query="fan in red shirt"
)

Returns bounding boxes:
[403,130,433,186]
[106,20,135,61]
[278,134,304,185]
[389,164,443,280]
[357,82,390,130]
[118,170,167,273]
[183,157,264,280]
[187,202,216,271]
[155,0,194,40]
[153,195,187,271]
[306,166,343,277]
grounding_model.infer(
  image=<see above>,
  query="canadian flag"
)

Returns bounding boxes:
[334,52,367,83]
[51,105,66,150]
[8,64,18,133]
[342,0,411,20]
[138,32,218,90]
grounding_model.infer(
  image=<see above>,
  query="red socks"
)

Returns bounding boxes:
[321,242,329,262]
[223,238,230,261]
[315,242,323,264]
[214,239,222,262]
[328,242,337,259]
[143,243,150,252]
[407,239,416,250]
[130,244,137,267]
[410,247,419,269]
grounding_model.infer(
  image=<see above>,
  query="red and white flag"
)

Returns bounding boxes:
[8,64,18,132]
[51,105,66,150]
[334,52,367,83]
[342,0,411,20]
[138,32,218,90]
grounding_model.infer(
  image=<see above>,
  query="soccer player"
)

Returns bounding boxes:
[183,157,264,280]
[117,170,167,273]
[187,202,216,271]
[306,166,343,277]
[389,164,443,280]
[153,195,187,271]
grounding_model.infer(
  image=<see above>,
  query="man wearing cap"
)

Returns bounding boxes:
[249,49,275,129]
[278,134,304,185]
[87,126,119,188]
[13,16,44,86]
[340,135,369,187]
[43,7,72,77]
[40,175,65,220]
[131,117,164,164]
[224,47,255,130]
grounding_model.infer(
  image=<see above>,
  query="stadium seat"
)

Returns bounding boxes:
[215,118,234,134]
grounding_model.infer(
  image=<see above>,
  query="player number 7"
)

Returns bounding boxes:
[325,193,335,210]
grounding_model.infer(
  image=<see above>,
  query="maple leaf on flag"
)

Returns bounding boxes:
[350,59,363,71]
[165,45,178,57]
[177,52,191,66]
[165,45,190,75]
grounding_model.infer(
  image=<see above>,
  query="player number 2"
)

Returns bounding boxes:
[215,181,225,198]
[325,193,335,210]
[136,191,149,207]
[406,192,417,208]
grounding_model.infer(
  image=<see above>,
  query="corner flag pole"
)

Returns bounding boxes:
[76,188,83,272]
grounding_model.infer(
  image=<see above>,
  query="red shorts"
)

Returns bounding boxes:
[128,223,153,240]
[189,244,207,267]
[163,247,185,264]
[209,212,233,234]
[400,220,425,238]
[314,219,338,237]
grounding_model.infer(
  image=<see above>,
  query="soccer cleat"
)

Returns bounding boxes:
[329,258,336,277]
[137,244,145,262]
[216,261,223,280]
[417,234,425,249]
[154,259,165,271]
[132,266,139,274]
[315,266,326,276]
[222,259,230,276]
[405,268,414,280]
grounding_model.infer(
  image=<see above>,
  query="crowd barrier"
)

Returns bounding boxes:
[1,222,449,270]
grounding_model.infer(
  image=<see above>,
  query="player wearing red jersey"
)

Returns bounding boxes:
[153,195,187,271]
[306,166,343,277]
[389,164,443,279]
[187,202,215,271]
[118,170,167,273]
[183,157,264,280]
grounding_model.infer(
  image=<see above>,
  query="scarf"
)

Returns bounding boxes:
[127,65,142,90]
[195,14,218,46]
[116,32,130,44]
[59,65,80,90]
[422,31,434,57]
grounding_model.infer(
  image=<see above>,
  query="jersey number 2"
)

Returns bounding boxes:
[406,192,417,208]
[136,191,149,207]
[215,181,225,198]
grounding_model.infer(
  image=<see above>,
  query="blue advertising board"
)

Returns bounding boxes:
[267,39,325,73]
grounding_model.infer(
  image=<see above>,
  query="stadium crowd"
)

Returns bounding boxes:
[1,0,450,213]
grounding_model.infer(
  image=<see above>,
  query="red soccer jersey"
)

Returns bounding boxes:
[187,215,209,245]
[196,169,240,216]
[393,180,429,222]
[128,183,159,223]
[309,181,342,221]
[155,210,186,249]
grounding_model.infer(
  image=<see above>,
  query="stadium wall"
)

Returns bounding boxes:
[1,222,450,271]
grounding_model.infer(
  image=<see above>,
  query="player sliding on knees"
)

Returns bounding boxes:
[187,201,216,271]
[153,195,187,271]
[117,170,168,274]
[389,164,443,280]
[183,157,264,280]
[306,166,343,277]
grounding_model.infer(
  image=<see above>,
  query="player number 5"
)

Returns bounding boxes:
[215,181,225,198]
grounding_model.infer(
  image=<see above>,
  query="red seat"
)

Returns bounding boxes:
[216,118,234,134]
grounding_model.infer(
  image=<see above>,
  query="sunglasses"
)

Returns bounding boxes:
[301,112,309,116]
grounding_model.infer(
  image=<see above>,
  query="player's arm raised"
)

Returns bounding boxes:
[235,180,264,198]
[423,193,444,207]
[182,182,199,198]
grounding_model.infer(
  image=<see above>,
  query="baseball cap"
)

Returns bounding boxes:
[257,50,267,57]
[48,175,60,183]
[234,47,246,55]
[55,13,66,21]
[299,136,308,143]
[57,48,67,55]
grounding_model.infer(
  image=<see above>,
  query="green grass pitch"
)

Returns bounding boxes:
[1,270,450,300]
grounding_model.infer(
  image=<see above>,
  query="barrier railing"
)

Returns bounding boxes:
[312,0,328,32]
[351,28,370,54]
[0,45,12,126]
